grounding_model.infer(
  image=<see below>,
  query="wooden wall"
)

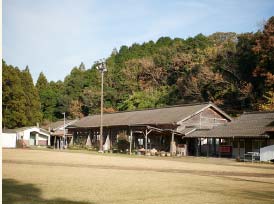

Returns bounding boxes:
[177,107,228,132]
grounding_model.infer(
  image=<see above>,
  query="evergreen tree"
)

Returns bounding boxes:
[36,72,48,91]
[2,61,27,128]
[20,66,42,125]
[36,72,57,121]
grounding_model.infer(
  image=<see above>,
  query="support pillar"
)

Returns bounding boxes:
[145,129,148,154]
[35,133,39,146]
[185,140,189,156]
[196,138,199,157]
[207,138,209,157]
[54,136,56,149]
[57,139,60,150]
[213,138,216,156]
[218,138,221,158]
[237,138,240,160]
[170,132,176,156]
[109,128,112,150]
[129,129,133,155]
[69,136,74,146]
[199,138,202,156]
[133,134,135,149]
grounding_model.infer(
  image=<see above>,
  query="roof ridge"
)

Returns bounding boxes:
[89,102,211,116]
[243,111,274,115]
[3,126,49,132]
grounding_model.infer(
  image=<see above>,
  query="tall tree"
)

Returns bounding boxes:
[36,72,57,121]
[20,66,42,125]
[2,61,27,128]
[36,72,48,91]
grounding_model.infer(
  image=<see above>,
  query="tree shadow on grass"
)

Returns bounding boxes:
[3,179,95,204]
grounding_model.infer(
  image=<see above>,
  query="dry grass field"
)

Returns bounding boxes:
[3,149,274,204]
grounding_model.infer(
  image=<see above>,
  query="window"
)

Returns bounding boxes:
[138,138,143,146]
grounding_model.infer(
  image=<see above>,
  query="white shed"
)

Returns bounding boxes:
[2,126,50,147]
[260,145,274,162]
[2,131,17,148]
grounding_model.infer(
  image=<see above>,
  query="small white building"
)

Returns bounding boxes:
[2,131,17,148]
[2,126,50,148]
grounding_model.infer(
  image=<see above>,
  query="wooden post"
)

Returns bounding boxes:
[196,138,199,157]
[218,138,221,158]
[91,130,94,146]
[133,133,135,150]
[259,140,262,163]
[129,129,132,155]
[237,138,240,160]
[35,133,39,146]
[244,139,246,154]
[207,138,209,157]
[69,135,74,146]
[199,138,202,156]
[185,140,188,156]
[145,129,148,153]
[213,138,216,156]
[54,136,56,149]
[57,139,60,150]
[109,128,112,150]
[170,132,175,155]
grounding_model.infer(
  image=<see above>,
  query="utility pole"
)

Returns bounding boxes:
[95,59,107,152]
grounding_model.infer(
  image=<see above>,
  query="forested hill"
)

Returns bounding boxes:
[2,16,274,128]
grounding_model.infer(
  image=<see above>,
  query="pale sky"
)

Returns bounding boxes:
[3,0,274,82]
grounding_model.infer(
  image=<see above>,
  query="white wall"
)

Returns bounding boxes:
[260,145,274,162]
[22,129,32,140]
[37,134,48,141]
[2,133,17,148]
[18,127,50,146]
[22,127,50,140]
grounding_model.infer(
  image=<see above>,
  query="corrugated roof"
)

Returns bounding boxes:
[187,111,274,138]
[2,129,17,133]
[68,103,231,128]
[42,119,78,131]
[3,126,28,133]
[2,126,50,135]
[181,127,196,135]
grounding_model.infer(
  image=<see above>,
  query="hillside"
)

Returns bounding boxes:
[2,16,274,128]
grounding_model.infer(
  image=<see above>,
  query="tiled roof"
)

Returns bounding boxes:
[187,111,274,138]
[68,103,231,128]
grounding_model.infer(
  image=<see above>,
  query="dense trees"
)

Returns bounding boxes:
[21,67,42,125]
[2,16,274,128]
[2,61,42,128]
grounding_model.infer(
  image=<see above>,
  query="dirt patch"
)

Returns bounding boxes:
[4,159,274,179]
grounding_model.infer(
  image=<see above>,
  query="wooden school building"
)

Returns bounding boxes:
[67,102,232,155]
[187,111,274,159]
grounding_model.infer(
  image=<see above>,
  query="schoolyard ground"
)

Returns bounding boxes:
[3,149,274,204]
